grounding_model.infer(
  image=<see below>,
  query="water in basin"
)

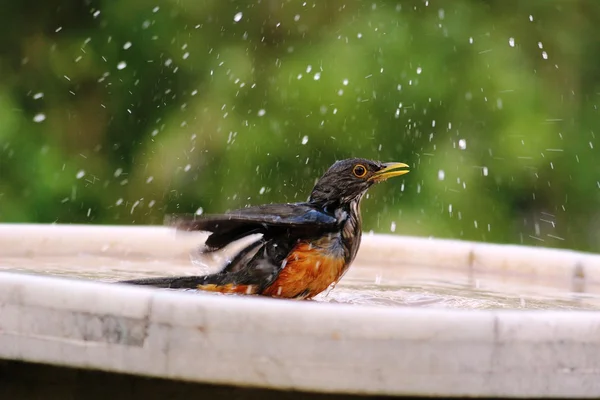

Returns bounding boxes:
[2,253,599,310]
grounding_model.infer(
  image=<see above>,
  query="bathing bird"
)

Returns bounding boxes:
[120,158,409,299]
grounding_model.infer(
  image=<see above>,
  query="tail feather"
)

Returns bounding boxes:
[119,275,211,289]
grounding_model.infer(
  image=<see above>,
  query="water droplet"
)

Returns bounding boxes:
[313,72,321,80]
[123,42,132,50]
[131,200,140,214]
[33,92,44,100]
[390,221,396,232]
[301,135,309,145]
[342,79,349,86]
[259,187,266,195]
[357,33,362,39]
[33,113,46,123]
[257,109,266,117]
[114,168,123,177]
[146,176,154,183]
[152,6,160,13]
[541,51,548,60]
[416,67,422,74]
[195,207,204,215]
[116,198,123,206]
[482,167,489,176]
[508,37,515,47]
[374,274,382,285]
[306,65,312,73]
[458,139,467,150]
[117,61,127,70]
[294,14,300,21]
[76,170,85,179]
[184,164,191,172]
[438,170,445,180]
[233,12,243,22]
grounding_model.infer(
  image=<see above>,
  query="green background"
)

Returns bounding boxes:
[1,0,599,252]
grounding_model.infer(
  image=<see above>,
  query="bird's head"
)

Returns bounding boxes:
[309,158,409,207]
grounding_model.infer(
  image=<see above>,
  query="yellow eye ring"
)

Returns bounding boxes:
[353,164,367,178]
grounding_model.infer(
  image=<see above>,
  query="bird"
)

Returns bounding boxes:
[120,158,409,299]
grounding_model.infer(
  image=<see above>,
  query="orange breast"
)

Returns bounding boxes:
[261,242,347,299]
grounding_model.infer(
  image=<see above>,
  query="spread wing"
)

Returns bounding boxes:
[171,203,338,251]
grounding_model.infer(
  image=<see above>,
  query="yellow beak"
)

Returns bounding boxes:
[369,162,410,182]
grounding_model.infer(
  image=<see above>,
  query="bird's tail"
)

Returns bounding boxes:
[119,275,212,289]
[119,274,259,295]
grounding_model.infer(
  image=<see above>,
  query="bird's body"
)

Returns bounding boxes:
[121,158,409,299]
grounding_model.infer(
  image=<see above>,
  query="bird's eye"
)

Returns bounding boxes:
[353,164,367,178]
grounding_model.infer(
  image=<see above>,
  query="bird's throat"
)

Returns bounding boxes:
[338,198,363,264]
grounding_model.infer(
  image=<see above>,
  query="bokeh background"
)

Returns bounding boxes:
[1,0,599,252]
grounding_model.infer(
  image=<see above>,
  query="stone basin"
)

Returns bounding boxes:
[1,223,600,398]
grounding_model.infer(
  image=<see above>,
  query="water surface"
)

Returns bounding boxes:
[2,254,599,310]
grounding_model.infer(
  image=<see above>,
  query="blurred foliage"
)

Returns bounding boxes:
[1,0,600,252]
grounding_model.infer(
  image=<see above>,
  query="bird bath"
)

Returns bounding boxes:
[1,223,600,398]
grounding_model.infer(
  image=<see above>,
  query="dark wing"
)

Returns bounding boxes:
[172,203,338,251]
